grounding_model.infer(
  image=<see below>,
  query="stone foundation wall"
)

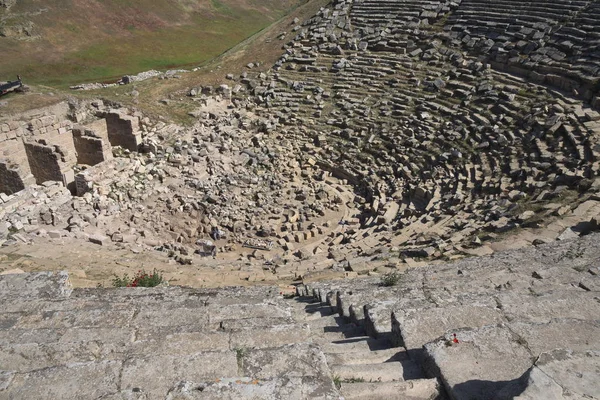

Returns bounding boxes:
[0,136,35,195]
[0,103,74,193]
[104,111,142,151]
[0,163,26,195]
[0,104,142,195]
[23,141,74,188]
[72,119,113,166]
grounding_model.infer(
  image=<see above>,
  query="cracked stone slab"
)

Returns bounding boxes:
[497,290,600,324]
[241,343,331,379]
[423,324,534,400]
[120,350,239,398]
[2,360,122,399]
[514,349,600,400]
[0,271,72,302]
[229,323,311,349]
[392,304,504,362]
[165,376,342,400]
[509,319,600,356]
[0,370,14,391]
[97,389,149,399]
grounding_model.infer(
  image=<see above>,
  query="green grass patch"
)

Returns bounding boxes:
[0,0,301,87]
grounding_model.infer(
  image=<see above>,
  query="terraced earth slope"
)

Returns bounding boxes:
[0,0,303,86]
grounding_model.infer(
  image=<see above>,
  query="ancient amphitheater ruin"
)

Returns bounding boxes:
[1,0,600,398]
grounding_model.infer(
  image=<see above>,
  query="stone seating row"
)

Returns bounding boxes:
[0,272,337,399]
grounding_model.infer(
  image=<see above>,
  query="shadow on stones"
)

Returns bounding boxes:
[452,376,527,400]
[572,220,596,235]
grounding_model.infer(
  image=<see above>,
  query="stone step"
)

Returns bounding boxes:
[326,347,408,365]
[309,327,368,345]
[1,322,311,374]
[7,301,294,333]
[303,301,337,314]
[331,360,421,383]
[228,323,311,349]
[2,343,332,399]
[331,357,423,383]
[165,376,341,399]
[340,379,440,400]
[321,337,395,354]
[306,314,357,329]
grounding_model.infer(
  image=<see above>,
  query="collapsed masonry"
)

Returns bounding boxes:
[0,102,142,196]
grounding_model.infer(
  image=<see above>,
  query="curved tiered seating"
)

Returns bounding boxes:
[444,0,600,102]
[230,0,600,260]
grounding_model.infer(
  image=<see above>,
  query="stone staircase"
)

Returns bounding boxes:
[298,232,600,399]
[288,296,441,399]
[0,270,441,399]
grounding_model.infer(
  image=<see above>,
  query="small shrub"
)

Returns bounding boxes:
[380,271,402,287]
[112,269,164,288]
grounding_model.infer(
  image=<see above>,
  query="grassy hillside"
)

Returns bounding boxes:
[0,0,303,87]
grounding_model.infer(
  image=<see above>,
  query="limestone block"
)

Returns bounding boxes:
[121,351,238,398]
[0,271,72,302]
[516,349,600,399]
[423,324,533,399]
[3,360,122,399]
[89,234,109,246]
[165,376,340,400]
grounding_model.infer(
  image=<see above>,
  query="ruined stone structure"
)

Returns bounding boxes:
[101,110,143,152]
[3,0,600,398]
[0,103,141,195]
[72,119,113,167]
[224,0,600,260]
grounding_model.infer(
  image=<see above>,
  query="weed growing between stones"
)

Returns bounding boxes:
[333,375,342,390]
[235,347,247,372]
[564,245,584,260]
[112,269,164,287]
[333,376,365,390]
[344,377,366,383]
[380,271,402,287]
